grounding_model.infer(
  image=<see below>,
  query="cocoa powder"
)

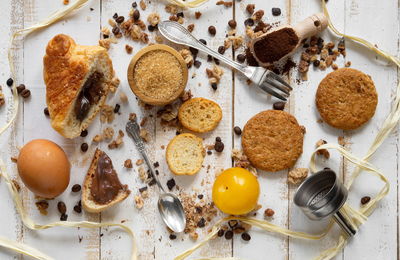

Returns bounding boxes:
[253,27,299,63]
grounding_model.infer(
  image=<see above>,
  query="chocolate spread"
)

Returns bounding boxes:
[75,72,104,121]
[253,27,299,64]
[90,151,126,205]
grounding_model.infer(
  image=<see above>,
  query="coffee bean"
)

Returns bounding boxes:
[241,232,251,241]
[197,194,204,199]
[114,103,120,113]
[80,130,88,137]
[199,39,207,45]
[213,57,220,65]
[81,143,88,152]
[272,8,281,16]
[148,178,156,186]
[153,161,159,168]
[208,26,216,35]
[237,54,246,63]
[314,20,321,27]
[112,26,120,35]
[214,141,224,152]
[234,126,242,135]
[361,196,371,205]
[71,184,81,192]
[44,107,50,117]
[244,18,254,26]
[57,201,67,214]
[211,83,218,90]
[217,229,225,237]
[132,2,137,8]
[20,89,31,98]
[176,12,184,18]
[139,186,148,193]
[207,150,212,155]
[6,78,13,87]
[207,55,213,62]
[166,178,176,190]
[194,60,202,68]
[16,84,25,94]
[116,16,125,23]
[195,206,202,213]
[133,10,140,20]
[60,213,68,221]
[215,137,222,142]
[218,46,226,54]
[303,43,310,48]
[224,230,233,240]
[228,19,237,29]
[197,217,206,228]
[273,101,285,110]
[169,234,177,240]
[189,47,199,56]
[313,60,320,67]
[73,204,82,213]
[148,25,157,31]
[113,13,118,19]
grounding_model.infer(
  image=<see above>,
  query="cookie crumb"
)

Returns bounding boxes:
[288,168,308,185]
[124,159,133,168]
[316,139,330,159]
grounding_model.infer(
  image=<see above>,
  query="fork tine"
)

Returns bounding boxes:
[264,78,290,95]
[259,83,287,101]
[268,72,292,90]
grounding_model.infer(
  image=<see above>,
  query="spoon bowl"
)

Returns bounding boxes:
[158,193,186,233]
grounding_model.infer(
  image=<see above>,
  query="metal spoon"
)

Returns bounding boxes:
[126,120,186,233]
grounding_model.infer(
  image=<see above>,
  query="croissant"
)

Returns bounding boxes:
[43,34,114,138]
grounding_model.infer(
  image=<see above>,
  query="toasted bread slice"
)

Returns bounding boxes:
[178,97,222,133]
[82,149,130,213]
[166,133,205,175]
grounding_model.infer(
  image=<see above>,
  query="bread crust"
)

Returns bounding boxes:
[43,34,114,138]
[82,148,130,213]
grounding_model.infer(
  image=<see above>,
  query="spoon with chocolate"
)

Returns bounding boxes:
[250,13,328,66]
[126,120,186,233]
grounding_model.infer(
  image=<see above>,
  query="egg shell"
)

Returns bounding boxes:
[17,139,70,198]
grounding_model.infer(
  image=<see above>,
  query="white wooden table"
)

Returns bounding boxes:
[0,0,399,259]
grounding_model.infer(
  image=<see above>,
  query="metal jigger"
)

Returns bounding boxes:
[294,169,357,237]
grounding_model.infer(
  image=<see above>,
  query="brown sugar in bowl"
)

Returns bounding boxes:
[127,44,188,106]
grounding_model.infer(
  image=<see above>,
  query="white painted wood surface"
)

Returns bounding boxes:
[0,0,398,259]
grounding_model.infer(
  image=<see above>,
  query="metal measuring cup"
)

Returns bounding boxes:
[294,169,356,237]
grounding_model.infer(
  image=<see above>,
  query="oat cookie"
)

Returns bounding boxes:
[316,68,378,130]
[242,110,304,172]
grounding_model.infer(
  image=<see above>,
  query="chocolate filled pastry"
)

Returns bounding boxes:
[43,34,114,138]
[82,148,130,213]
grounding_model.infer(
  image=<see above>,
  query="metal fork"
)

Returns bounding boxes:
[158,20,292,101]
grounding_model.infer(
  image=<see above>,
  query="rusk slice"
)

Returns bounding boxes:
[166,133,205,175]
[178,97,222,133]
[82,149,130,213]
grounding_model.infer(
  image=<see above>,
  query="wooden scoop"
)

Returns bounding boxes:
[250,13,328,67]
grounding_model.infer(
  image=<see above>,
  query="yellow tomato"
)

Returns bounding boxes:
[212,167,260,215]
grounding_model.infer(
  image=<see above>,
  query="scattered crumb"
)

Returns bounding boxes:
[264,208,275,218]
[179,49,194,68]
[35,200,49,215]
[231,149,257,176]
[147,13,160,26]
[288,168,309,185]
[140,129,150,142]
[195,11,202,19]
[135,195,144,209]
[12,179,21,192]
[124,159,133,168]
[120,91,128,103]
[139,0,146,10]
[216,1,233,7]
[108,130,124,149]
[100,105,115,123]
[125,44,133,54]
[316,139,330,159]
[63,0,69,5]
[129,113,137,121]
[136,159,144,166]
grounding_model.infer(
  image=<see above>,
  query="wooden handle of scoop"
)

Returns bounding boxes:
[293,13,328,40]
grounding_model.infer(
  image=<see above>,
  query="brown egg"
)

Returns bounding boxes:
[17,139,70,198]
